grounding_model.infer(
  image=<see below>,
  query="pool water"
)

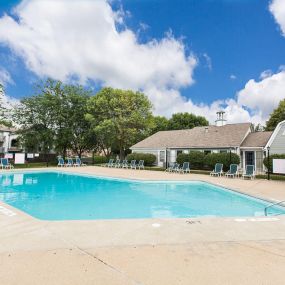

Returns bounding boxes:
[0,172,284,220]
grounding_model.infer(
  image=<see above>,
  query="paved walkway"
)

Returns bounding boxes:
[0,166,285,285]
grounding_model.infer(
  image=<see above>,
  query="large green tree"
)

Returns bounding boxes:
[62,84,96,157]
[14,79,96,158]
[167,112,209,130]
[86,87,153,158]
[14,85,56,158]
[266,99,285,131]
[150,115,169,134]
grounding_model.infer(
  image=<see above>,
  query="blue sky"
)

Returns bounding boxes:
[0,0,285,124]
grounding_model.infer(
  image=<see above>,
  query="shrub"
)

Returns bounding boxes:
[93,155,109,164]
[176,152,205,169]
[204,153,240,171]
[263,154,285,172]
[126,153,156,166]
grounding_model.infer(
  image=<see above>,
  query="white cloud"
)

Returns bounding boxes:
[270,0,285,36]
[0,0,283,126]
[260,69,273,79]
[0,0,196,94]
[202,53,212,71]
[230,74,237,80]
[0,67,13,86]
[237,70,285,124]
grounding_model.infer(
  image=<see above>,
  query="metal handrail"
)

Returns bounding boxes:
[264,200,285,216]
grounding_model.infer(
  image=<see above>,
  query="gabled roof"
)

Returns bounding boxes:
[241,131,273,148]
[131,123,251,149]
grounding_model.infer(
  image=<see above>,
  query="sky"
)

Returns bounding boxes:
[0,0,285,125]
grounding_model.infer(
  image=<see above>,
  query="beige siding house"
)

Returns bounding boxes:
[131,116,285,173]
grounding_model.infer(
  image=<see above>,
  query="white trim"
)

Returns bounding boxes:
[264,120,285,149]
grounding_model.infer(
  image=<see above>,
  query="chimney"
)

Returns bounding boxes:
[215,111,227,127]
[205,127,209,133]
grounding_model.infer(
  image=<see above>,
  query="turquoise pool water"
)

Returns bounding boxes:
[0,171,284,220]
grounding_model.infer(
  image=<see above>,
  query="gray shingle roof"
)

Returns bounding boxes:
[241,131,273,148]
[131,123,251,149]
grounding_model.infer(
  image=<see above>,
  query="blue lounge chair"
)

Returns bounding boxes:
[74,157,86,167]
[225,164,238,178]
[171,162,180,173]
[130,160,137,169]
[114,159,121,168]
[210,163,223,177]
[0,158,14,169]
[121,160,129,169]
[105,159,114,167]
[180,162,190,174]
[242,165,255,180]
[137,160,144,170]
[66,158,74,167]
[165,162,175,172]
[57,157,65,167]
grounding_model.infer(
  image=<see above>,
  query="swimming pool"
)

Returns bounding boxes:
[0,171,284,220]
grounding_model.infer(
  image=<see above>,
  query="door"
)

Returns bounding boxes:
[245,151,255,168]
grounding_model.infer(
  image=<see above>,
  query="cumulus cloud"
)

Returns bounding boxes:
[230,74,237,80]
[0,0,196,98]
[270,0,285,36]
[237,70,285,123]
[0,0,283,126]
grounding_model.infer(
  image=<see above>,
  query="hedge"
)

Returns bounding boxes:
[126,153,156,166]
[263,154,285,172]
[204,153,240,171]
[176,152,205,169]
[93,155,109,164]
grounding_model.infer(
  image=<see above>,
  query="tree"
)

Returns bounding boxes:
[266,99,285,131]
[14,87,55,161]
[168,112,209,130]
[14,79,97,158]
[60,84,96,157]
[150,115,169,134]
[0,84,14,127]
[86,87,153,158]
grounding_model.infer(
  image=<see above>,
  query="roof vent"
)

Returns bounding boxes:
[215,111,227,127]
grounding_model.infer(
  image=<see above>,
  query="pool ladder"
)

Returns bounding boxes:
[264,200,285,216]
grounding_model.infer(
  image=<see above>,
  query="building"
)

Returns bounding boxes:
[0,125,20,154]
[130,112,285,173]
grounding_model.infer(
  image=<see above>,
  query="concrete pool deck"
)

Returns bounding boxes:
[0,166,285,285]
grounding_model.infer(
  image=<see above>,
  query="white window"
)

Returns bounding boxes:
[159,151,165,162]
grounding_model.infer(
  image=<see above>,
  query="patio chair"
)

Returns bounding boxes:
[121,160,129,169]
[225,164,238,178]
[0,158,14,169]
[171,162,180,173]
[66,158,74,167]
[165,162,175,172]
[74,157,86,167]
[180,162,190,174]
[106,159,114,167]
[114,159,121,168]
[57,157,66,167]
[130,160,137,169]
[210,163,223,177]
[137,160,144,170]
[242,165,255,180]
